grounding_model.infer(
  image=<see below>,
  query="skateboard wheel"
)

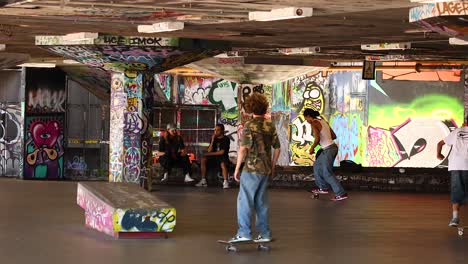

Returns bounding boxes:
[313,193,319,199]
[226,245,237,252]
[458,228,464,236]
[257,244,270,251]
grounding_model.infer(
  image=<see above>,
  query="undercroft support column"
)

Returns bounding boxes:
[465,69,468,119]
[109,71,153,183]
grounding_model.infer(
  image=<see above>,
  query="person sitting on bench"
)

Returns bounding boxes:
[157,123,195,183]
[195,124,231,188]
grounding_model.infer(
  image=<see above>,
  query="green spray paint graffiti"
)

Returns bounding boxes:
[369,94,463,128]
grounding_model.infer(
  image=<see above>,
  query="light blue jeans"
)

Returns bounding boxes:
[236,171,271,239]
[313,144,346,196]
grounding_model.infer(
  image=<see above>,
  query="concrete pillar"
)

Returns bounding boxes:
[109,71,151,183]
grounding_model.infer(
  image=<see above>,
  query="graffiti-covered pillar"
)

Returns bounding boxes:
[109,71,151,183]
[465,69,467,119]
[35,34,231,183]
[24,68,66,179]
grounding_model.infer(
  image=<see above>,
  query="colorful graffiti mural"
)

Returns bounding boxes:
[109,71,151,183]
[24,115,65,179]
[367,94,462,167]
[77,184,115,236]
[180,76,240,158]
[465,70,468,117]
[154,74,172,102]
[0,103,23,177]
[24,68,67,179]
[113,208,176,232]
[38,36,221,74]
[366,71,464,167]
[328,72,367,165]
[109,73,126,182]
[271,82,291,166]
[289,72,328,165]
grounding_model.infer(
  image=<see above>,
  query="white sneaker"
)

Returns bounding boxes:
[449,217,459,227]
[223,180,229,189]
[195,179,207,187]
[161,172,168,182]
[228,235,251,243]
[254,234,272,242]
[184,173,195,182]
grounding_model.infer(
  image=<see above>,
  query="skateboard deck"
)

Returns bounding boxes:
[217,239,273,252]
[307,189,327,199]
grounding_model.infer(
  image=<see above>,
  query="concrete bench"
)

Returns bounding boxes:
[77,182,176,238]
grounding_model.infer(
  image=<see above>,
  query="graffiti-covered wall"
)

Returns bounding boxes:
[178,76,240,160]
[154,74,172,103]
[24,68,66,179]
[0,69,23,177]
[165,69,465,170]
[265,69,464,169]
[328,71,367,166]
[289,73,329,166]
[0,103,23,177]
[177,76,275,162]
[364,71,463,167]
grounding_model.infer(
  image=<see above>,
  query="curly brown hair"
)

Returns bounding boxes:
[244,92,269,115]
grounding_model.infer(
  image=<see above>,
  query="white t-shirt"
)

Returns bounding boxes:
[444,126,468,171]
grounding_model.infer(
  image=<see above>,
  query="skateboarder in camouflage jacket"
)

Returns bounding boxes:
[229,93,281,243]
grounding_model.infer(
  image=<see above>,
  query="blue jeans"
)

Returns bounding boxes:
[313,144,346,196]
[236,172,271,239]
[450,170,468,205]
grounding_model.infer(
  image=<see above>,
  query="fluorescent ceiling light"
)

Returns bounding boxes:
[249,7,313,21]
[449,37,468,45]
[19,63,56,68]
[361,42,411,50]
[62,32,98,42]
[138,22,184,33]
[278,46,320,55]
[5,0,37,8]
[62,59,81,64]
[0,44,5,51]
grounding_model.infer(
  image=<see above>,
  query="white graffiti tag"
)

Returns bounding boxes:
[291,117,314,145]
[211,80,237,111]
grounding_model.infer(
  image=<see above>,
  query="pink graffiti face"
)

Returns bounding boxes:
[30,121,60,148]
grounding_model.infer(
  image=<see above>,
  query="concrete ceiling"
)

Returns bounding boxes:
[0,0,466,73]
[188,56,327,84]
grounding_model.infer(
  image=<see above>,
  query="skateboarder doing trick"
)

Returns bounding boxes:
[303,108,348,201]
[229,93,281,243]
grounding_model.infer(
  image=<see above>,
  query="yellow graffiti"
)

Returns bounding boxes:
[290,143,315,166]
[392,107,417,120]
[113,208,176,232]
[127,97,139,111]
[68,139,81,144]
[432,109,455,121]
[302,83,324,113]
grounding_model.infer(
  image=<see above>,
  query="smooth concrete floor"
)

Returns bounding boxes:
[0,178,467,264]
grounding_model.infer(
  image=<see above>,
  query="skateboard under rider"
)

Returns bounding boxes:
[217,239,273,252]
